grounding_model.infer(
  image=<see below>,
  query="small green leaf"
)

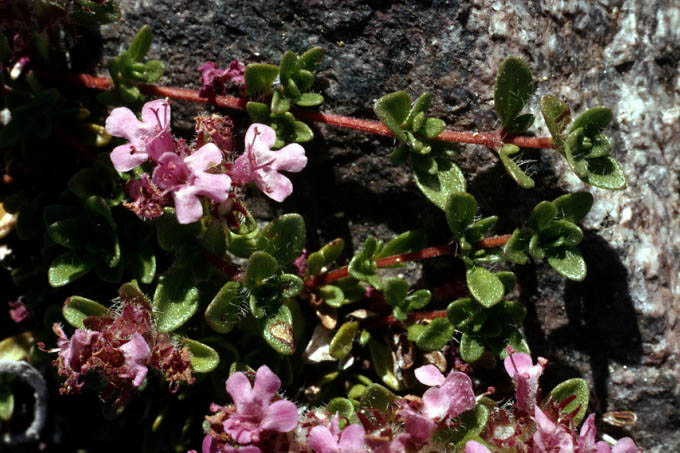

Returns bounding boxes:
[280,274,303,298]
[528,233,545,260]
[541,220,583,246]
[246,101,271,123]
[405,289,431,311]
[205,282,243,334]
[552,192,593,224]
[504,229,529,264]
[528,201,557,232]
[495,271,517,294]
[47,219,83,249]
[155,208,201,252]
[415,318,455,352]
[260,304,296,355]
[327,397,354,419]
[383,278,408,308]
[460,333,485,362]
[466,267,504,308]
[368,340,403,391]
[445,192,477,237]
[271,89,290,114]
[182,338,219,373]
[448,404,490,447]
[127,25,152,61]
[0,332,35,362]
[278,50,298,86]
[141,60,164,82]
[506,113,534,134]
[581,156,626,190]
[63,296,109,329]
[245,63,279,95]
[413,158,466,210]
[465,216,499,243]
[360,383,396,413]
[292,120,314,142]
[329,321,359,359]
[348,237,382,289]
[498,144,535,189]
[319,285,345,308]
[297,47,324,71]
[295,92,324,107]
[421,117,446,139]
[499,301,527,325]
[546,246,587,281]
[48,251,93,287]
[545,378,590,426]
[256,214,305,268]
[495,57,534,129]
[307,238,344,276]
[374,91,412,142]
[412,112,426,132]
[244,251,279,290]
[403,93,432,128]
[447,297,477,328]
[540,95,571,147]
[376,230,426,259]
[569,107,612,136]
[152,265,200,333]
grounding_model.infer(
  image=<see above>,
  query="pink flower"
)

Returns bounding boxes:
[8,298,29,323]
[198,60,246,98]
[532,406,575,452]
[106,99,173,172]
[398,365,476,443]
[504,351,547,414]
[221,365,299,445]
[152,143,231,224]
[464,440,491,453]
[124,173,169,220]
[118,333,151,387]
[577,413,639,453]
[308,415,366,453]
[232,124,307,202]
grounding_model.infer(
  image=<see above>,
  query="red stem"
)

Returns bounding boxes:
[37,73,554,150]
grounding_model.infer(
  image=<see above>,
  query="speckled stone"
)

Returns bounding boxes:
[96,1,679,450]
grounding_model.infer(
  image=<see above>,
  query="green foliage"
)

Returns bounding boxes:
[259,304,296,355]
[368,339,403,391]
[0,376,13,422]
[181,338,220,373]
[204,282,243,334]
[504,193,591,281]
[306,238,344,276]
[348,236,383,289]
[256,214,306,268]
[540,95,571,148]
[62,296,109,329]
[71,1,121,27]
[413,318,455,352]
[498,144,535,189]
[544,378,590,426]
[153,263,200,333]
[494,57,535,132]
[244,47,324,147]
[383,277,432,321]
[97,25,164,106]
[413,158,466,210]
[329,321,359,359]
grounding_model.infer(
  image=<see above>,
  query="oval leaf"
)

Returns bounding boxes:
[260,304,296,355]
[460,333,485,362]
[415,318,455,352]
[63,296,109,329]
[546,246,587,281]
[181,338,219,373]
[545,378,590,426]
[374,91,412,142]
[204,282,243,334]
[466,267,504,308]
[48,251,93,287]
[256,214,306,268]
[445,192,477,236]
[495,57,534,129]
[329,321,359,360]
[413,158,466,210]
[152,266,200,333]
[552,192,593,224]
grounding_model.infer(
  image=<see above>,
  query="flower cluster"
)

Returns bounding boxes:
[49,288,194,408]
[105,100,307,224]
[198,60,246,98]
[198,358,641,453]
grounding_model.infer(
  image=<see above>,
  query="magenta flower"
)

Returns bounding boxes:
[504,351,547,414]
[232,124,307,202]
[577,413,640,453]
[118,333,151,387]
[152,143,231,224]
[8,298,30,323]
[221,365,298,445]
[198,60,246,98]
[464,440,491,453]
[533,406,576,452]
[106,99,172,172]
[308,415,366,453]
[399,365,476,443]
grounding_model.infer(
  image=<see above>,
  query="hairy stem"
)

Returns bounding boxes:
[39,73,554,149]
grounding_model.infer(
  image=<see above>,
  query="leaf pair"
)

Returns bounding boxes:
[541,96,625,190]
[97,26,164,106]
[504,192,592,281]
[445,192,501,264]
[383,277,432,321]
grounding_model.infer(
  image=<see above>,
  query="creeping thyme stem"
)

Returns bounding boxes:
[38,73,554,149]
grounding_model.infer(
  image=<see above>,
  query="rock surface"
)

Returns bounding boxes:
[96,0,679,450]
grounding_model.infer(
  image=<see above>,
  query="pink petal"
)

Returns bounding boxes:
[260,399,298,433]
[441,371,476,418]
[268,143,307,173]
[111,143,149,172]
[172,186,203,224]
[255,170,293,202]
[464,440,491,453]
[231,153,254,185]
[193,172,231,203]
[105,107,145,142]
[578,413,598,448]
[141,99,170,131]
[338,423,366,452]
[226,371,254,412]
[414,365,445,387]
[253,365,282,404]
[246,123,276,151]
[503,352,534,378]
[422,386,451,420]
[612,438,639,453]
[596,441,613,453]
[202,434,217,453]
[118,333,151,387]
[308,425,339,453]
[146,132,174,161]
[64,329,100,371]
[399,409,437,443]
[185,143,223,173]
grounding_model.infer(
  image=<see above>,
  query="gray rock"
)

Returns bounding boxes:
[99,0,679,450]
